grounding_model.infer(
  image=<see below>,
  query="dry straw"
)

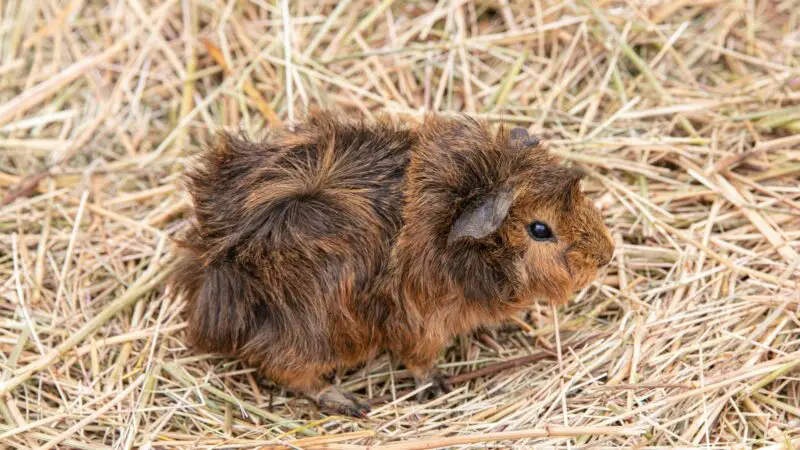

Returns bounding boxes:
[1,0,799,449]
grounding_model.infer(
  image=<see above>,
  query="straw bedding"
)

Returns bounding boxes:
[1,1,798,448]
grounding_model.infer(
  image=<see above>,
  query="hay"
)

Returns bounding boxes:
[1,0,798,448]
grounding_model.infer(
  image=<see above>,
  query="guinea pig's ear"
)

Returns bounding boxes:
[509,127,540,149]
[510,127,529,141]
[448,187,514,245]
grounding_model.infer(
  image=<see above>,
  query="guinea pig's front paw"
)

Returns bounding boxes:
[317,386,371,418]
[414,369,453,403]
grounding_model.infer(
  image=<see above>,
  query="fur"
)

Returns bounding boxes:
[171,109,614,415]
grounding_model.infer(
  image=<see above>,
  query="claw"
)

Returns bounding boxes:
[317,386,371,418]
[332,400,370,418]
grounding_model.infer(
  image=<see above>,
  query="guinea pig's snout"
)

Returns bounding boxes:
[596,237,614,267]
[597,249,613,267]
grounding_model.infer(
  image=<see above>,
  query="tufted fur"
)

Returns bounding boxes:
[171,109,614,416]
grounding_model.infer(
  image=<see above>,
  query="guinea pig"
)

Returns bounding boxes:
[171,109,614,417]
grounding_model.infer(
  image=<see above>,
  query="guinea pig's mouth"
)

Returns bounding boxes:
[561,250,600,293]
[572,267,598,292]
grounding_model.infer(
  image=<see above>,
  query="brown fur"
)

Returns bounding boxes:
[171,110,614,416]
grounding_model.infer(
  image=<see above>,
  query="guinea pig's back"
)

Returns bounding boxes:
[248,112,412,260]
[175,111,412,356]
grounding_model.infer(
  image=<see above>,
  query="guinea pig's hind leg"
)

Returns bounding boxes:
[315,385,371,418]
[279,371,370,418]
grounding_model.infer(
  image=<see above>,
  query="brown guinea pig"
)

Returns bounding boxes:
[171,109,614,417]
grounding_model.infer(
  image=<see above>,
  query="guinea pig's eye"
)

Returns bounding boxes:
[527,221,554,241]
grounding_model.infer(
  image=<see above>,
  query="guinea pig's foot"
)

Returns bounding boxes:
[414,369,453,403]
[342,391,371,417]
[317,386,371,418]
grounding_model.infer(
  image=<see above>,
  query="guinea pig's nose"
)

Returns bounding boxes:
[597,241,614,267]
[597,250,613,267]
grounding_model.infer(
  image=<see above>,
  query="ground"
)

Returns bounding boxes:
[0,0,799,448]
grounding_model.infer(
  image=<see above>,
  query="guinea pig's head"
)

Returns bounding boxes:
[409,119,614,307]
